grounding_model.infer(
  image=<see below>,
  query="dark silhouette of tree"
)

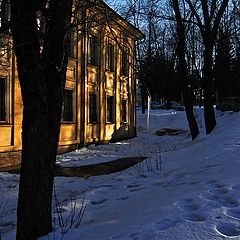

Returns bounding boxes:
[185,0,229,134]
[2,1,143,238]
[232,49,240,97]
[10,0,73,239]
[214,30,235,102]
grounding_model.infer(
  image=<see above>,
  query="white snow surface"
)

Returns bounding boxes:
[1,109,240,240]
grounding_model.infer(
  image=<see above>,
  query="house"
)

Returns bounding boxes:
[0,1,144,167]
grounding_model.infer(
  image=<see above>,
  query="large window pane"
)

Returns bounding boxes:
[121,99,127,123]
[106,43,114,72]
[121,49,128,76]
[107,96,114,123]
[62,89,73,122]
[89,92,97,123]
[88,35,98,66]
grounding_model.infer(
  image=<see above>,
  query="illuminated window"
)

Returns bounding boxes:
[89,92,97,123]
[62,89,73,122]
[106,43,114,72]
[121,49,128,76]
[106,96,114,123]
[88,35,98,66]
[121,99,127,123]
[0,77,6,122]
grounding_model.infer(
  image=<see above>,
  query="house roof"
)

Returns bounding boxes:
[85,0,145,41]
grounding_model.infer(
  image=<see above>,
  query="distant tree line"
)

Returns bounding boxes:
[109,0,240,138]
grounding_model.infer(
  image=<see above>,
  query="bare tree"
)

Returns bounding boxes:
[171,0,199,140]
[0,1,144,238]
[185,0,229,134]
[10,0,73,239]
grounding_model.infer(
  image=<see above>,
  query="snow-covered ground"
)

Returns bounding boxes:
[1,109,240,240]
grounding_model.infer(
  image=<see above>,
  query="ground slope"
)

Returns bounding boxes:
[1,109,240,240]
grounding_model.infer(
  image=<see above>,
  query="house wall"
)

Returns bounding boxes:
[0,6,140,167]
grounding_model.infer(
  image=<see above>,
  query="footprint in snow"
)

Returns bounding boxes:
[226,208,240,220]
[175,173,189,180]
[116,196,129,201]
[0,221,15,235]
[208,187,229,195]
[127,183,145,192]
[174,181,186,187]
[218,195,239,208]
[129,232,140,240]
[202,164,219,169]
[129,187,145,192]
[156,218,179,230]
[216,222,240,237]
[167,173,187,181]
[214,183,226,189]
[175,198,196,210]
[200,192,219,202]
[127,183,142,189]
[153,180,167,187]
[231,184,240,191]
[95,184,114,189]
[204,182,239,208]
[176,198,206,222]
[188,180,201,186]
[205,180,225,189]
[204,179,218,185]
[183,212,206,222]
[177,198,194,203]
[91,198,107,205]
[129,231,154,240]
[6,184,17,189]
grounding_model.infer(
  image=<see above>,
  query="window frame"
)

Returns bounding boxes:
[62,88,74,123]
[121,48,129,76]
[121,99,127,124]
[88,35,98,66]
[0,77,6,123]
[106,43,115,72]
[106,95,114,123]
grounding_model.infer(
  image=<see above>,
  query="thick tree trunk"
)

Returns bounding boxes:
[17,109,58,239]
[185,0,229,134]
[10,0,73,239]
[172,0,199,140]
[203,43,217,134]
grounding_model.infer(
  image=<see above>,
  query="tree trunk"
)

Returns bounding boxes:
[172,0,199,140]
[182,87,199,140]
[185,0,229,134]
[141,82,146,114]
[203,42,217,134]
[10,0,73,239]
